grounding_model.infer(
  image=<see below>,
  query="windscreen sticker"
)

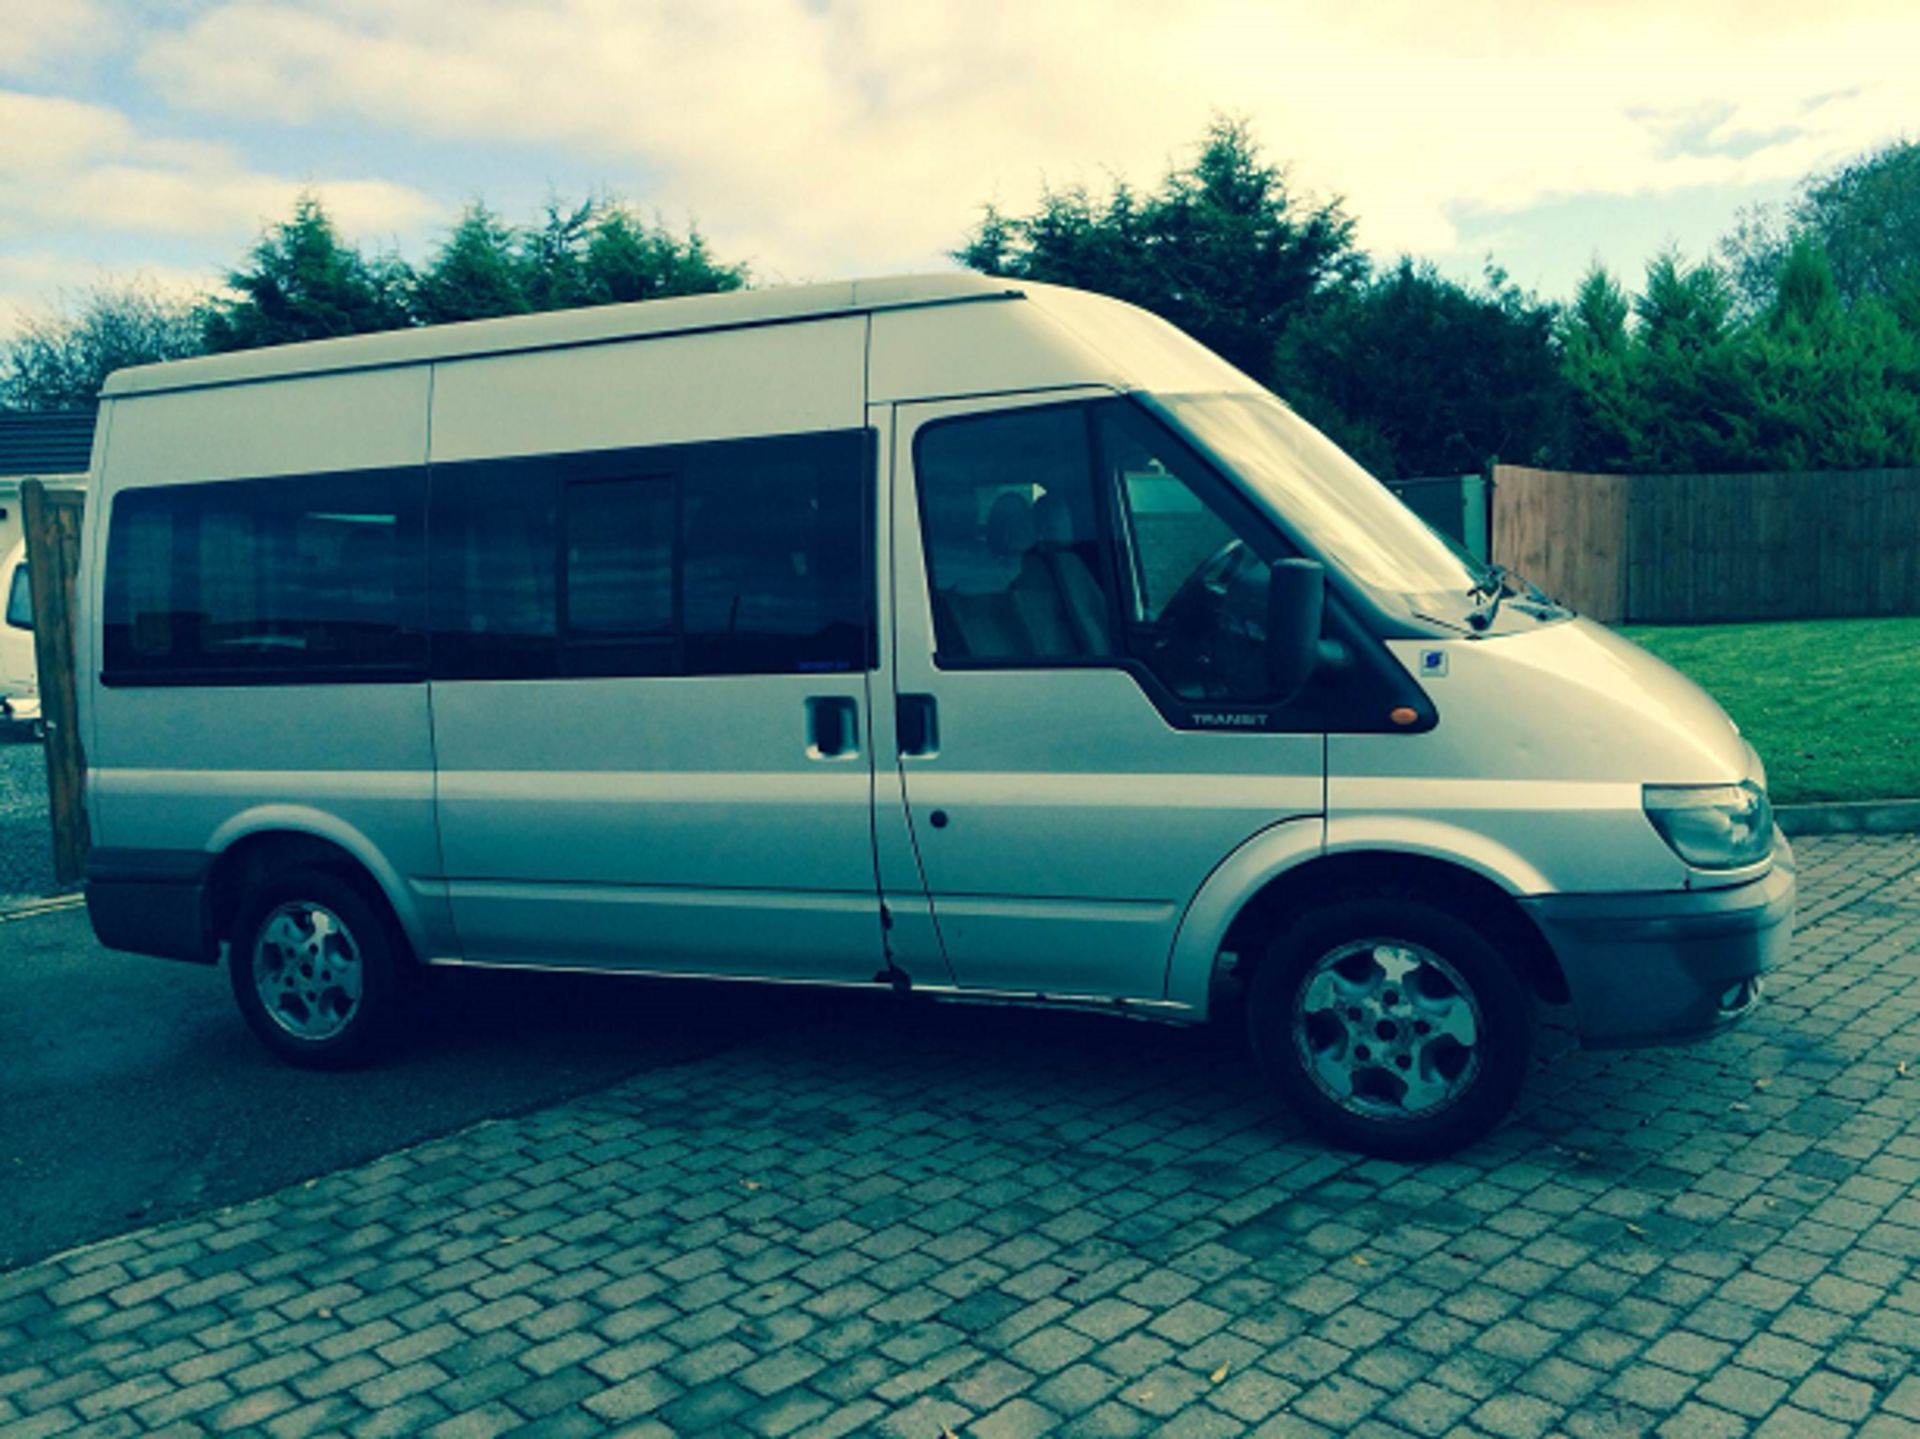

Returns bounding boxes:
[1418,649,1449,678]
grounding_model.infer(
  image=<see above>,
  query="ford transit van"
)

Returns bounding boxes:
[78,275,1793,1156]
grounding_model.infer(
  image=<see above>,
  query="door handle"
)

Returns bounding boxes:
[897,694,938,758]
[805,696,860,760]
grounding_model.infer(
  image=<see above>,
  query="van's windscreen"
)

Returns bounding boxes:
[1152,392,1478,613]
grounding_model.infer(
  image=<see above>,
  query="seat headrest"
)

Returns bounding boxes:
[985,491,1036,557]
[1033,491,1075,546]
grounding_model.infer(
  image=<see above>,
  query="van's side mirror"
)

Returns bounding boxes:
[1266,557,1325,698]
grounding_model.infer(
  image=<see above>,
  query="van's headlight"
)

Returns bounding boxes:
[1643,782,1774,869]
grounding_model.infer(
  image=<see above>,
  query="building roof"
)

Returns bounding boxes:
[102,274,1027,400]
[0,411,97,478]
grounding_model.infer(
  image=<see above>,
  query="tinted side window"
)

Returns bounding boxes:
[103,469,426,684]
[681,435,869,676]
[5,561,29,630]
[429,464,560,680]
[562,477,675,678]
[917,406,1115,663]
[430,429,871,681]
[1097,403,1290,703]
[566,479,672,639]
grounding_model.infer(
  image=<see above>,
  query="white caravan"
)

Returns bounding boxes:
[78,275,1793,1156]
[1,540,40,735]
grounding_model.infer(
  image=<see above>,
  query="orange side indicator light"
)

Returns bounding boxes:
[1390,706,1420,727]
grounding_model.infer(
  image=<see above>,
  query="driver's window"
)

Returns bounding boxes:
[918,405,1117,665]
[1098,404,1283,703]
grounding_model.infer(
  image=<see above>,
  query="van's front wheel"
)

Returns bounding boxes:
[229,867,397,1069]
[1248,891,1529,1158]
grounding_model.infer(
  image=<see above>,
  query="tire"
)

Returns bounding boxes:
[1247,888,1530,1159]
[228,865,400,1069]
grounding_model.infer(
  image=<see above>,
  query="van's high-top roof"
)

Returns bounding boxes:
[102,274,1029,399]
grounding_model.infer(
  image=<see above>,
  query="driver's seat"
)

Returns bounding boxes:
[1033,493,1112,656]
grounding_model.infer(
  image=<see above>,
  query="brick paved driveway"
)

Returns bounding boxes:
[3,834,1918,1439]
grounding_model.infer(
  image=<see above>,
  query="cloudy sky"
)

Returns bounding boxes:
[2,0,1916,336]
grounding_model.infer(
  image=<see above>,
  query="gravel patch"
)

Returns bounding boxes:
[0,731,60,904]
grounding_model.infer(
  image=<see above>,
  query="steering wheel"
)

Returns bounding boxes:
[1149,539,1245,698]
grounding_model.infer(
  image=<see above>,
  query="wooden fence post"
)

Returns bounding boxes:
[20,480,88,886]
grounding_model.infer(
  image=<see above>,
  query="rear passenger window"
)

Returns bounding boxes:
[681,440,868,676]
[430,429,871,681]
[427,465,559,679]
[563,478,675,677]
[102,469,425,684]
[566,479,672,638]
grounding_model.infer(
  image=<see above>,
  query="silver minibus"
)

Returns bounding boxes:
[79,275,1793,1155]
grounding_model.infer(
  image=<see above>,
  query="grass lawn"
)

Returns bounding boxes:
[1619,617,1920,805]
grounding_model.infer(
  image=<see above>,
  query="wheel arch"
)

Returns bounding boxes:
[1166,822,1570,1016]
[204,811,423,964]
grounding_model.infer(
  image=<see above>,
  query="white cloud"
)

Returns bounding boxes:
[0,88,439,243]
[0,253,212,339]
[0,0,1907,339]
[0,82,442,337]
[125,0,1920,278]
[0,0,114,79]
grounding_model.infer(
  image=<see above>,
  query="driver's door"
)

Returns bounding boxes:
[888,391,1325,1003]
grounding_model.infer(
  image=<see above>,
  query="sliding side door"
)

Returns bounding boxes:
[425,325,887,982]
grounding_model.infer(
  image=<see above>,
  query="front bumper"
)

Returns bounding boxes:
[1521,835,1796,1048]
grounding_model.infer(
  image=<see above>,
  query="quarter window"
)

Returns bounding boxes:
[102,469,426,683]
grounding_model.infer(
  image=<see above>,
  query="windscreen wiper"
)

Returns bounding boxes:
[1468,564,1563,630]
[1467,565,1509,630]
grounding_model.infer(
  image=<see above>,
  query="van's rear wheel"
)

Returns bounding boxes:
[229,867,397,1069]
[1248,890,1529,1158]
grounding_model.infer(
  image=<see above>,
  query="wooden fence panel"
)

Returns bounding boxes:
[1878,470,1920,615]
[1495,464,1920,624]
[1491,465,1630,621]
[1628,473,1670,620]
[21,481,87,885]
